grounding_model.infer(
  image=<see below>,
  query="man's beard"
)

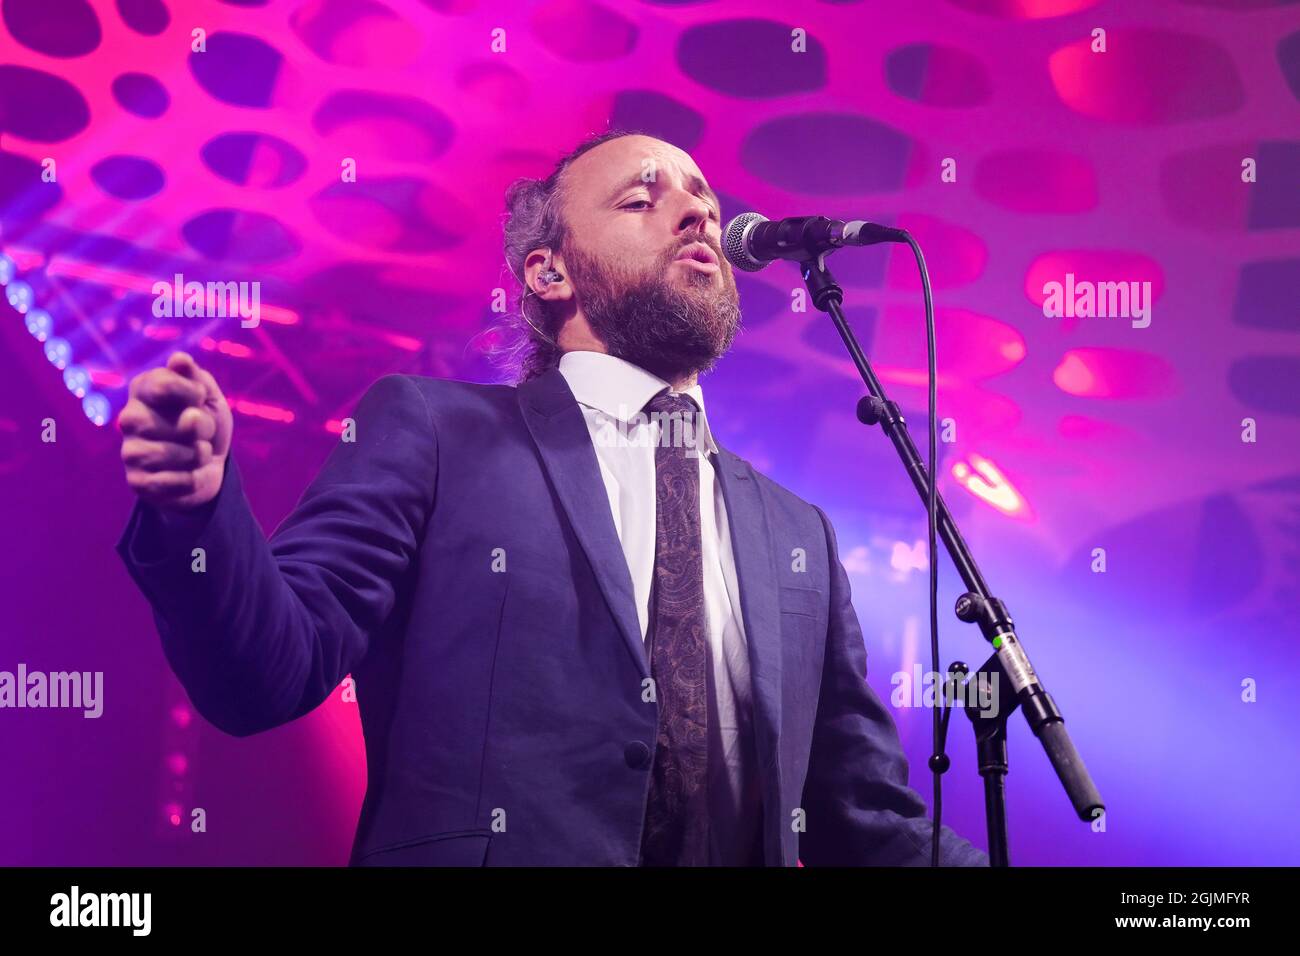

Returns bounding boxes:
[560,238,742,383]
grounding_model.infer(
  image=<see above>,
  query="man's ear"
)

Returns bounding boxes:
[524,247,572,301]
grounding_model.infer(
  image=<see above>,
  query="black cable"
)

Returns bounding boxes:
[902,235,942,867]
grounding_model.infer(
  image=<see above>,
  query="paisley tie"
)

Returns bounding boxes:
[639,389,711,866]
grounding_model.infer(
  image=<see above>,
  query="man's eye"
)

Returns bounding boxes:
[622,200,652,210]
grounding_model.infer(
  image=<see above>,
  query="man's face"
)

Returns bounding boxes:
[554,135,741,382]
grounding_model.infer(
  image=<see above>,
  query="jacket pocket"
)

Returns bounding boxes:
[355,829,492,867]
[780,584,823,619]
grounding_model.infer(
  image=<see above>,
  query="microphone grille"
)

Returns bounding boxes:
[722,212,768,272]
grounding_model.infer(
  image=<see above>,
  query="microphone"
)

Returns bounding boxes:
[722,213,909,272]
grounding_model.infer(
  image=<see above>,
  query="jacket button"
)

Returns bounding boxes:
[624,741,651,768]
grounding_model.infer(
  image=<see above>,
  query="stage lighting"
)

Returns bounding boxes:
[82,393,110,427]
[25,309,52,341]
[43,337,71,369]
[5,280,33,314]
[63,365,91,398]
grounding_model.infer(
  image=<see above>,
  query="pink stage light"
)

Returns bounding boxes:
[200,337,254,359]
[890,540,928,573]
[141,325,181,341]
[88,369,125,388]
[951,453,1030,518]
[0,246,45,271]
[1052,348,1179,399]
[163,802,182,827]
[229,398,296,424]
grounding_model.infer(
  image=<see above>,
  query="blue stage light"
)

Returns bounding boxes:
[0,254,14,286]
[83,392,111,427]
[44,337,71,369]
[63,365,91,397]
[25,309,53,340]
[5,280,33,314]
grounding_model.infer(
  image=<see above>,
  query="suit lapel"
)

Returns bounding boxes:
[713,443,784,864]
[517,369,649,678]
[518,369,786,861]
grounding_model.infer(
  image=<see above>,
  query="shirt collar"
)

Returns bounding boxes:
[557,350,719,456]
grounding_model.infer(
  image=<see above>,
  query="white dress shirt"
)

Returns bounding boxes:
[557,350,764,865]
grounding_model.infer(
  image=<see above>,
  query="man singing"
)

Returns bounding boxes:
[116,130,988,867]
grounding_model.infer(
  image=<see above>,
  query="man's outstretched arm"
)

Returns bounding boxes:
[798,505,989,866]
[117,361,437,737]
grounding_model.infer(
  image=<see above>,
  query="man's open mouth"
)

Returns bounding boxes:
[674,243,719,266]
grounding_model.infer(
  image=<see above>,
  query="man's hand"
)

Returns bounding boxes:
[119,351,233,512]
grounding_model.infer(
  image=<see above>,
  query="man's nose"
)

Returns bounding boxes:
[674,194,715,236]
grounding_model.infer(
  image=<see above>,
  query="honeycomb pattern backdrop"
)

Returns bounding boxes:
[1,0,1298,864]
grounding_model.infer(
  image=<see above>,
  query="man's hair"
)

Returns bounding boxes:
[490,127,651,383]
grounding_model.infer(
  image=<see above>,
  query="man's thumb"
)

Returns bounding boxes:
[167,350,201,380]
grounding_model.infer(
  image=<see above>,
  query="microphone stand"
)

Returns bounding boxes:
[797,250,1104,866]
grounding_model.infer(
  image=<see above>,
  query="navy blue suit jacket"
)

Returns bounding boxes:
[116,368,988,866]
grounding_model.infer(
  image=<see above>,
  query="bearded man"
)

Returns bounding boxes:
[115,130,988,868]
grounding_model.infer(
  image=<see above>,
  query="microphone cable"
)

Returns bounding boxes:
[901,235,947,867]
